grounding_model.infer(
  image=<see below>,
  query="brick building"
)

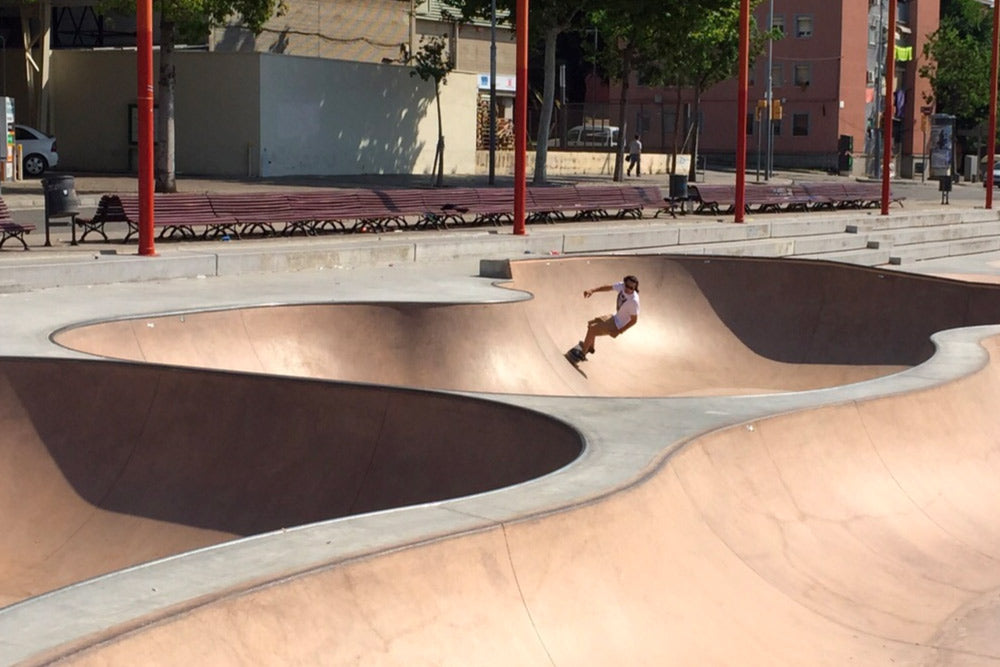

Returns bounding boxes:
[589,0,938,177]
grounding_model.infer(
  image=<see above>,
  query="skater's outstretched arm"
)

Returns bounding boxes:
[583,284,613,298]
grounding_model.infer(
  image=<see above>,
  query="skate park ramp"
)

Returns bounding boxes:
[8,254,1000,664]
[58,254,1000,396]
[0,357,581,610]
[31,334,1000,665]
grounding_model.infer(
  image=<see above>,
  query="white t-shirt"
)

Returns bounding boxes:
[612,281,640,330]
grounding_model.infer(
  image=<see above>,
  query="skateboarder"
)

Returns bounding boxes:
[571,275,640,362]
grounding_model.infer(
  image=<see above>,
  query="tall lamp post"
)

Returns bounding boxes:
[513,0,527,234]
[735,0,750,223]
[986,0,1000,208]
[136,0,155,255]
[488,0,497,185]
[765,0,774,180]
[880,0,896,216]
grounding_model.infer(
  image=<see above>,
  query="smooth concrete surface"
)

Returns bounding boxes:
[3,246,1000,664]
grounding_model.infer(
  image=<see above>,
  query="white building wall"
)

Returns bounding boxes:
[258,54,476,177]
[50,50,477,178]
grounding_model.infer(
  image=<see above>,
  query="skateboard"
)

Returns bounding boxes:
[566,343,585,365]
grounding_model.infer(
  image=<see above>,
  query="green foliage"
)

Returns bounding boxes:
[409,36,455,87]
[98,0,285,41]
[920,0,993,123]
[444,0,591,49]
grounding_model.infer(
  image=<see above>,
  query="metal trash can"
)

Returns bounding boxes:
[42,174,81,246]
[668,174,688,200]
[939,175,952,205]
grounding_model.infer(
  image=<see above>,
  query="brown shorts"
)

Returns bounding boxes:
[587,314,619,337]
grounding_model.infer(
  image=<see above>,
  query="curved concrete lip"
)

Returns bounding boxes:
[3,255,1000,664]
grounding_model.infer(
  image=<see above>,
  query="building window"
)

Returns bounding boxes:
[795,15,813,38]
[771,64,783,87]
[747,113,754,135]
[749,62,755,86]
[772,120,782,136]
[794,63,811,87]
[772,15,785,35]
[792,113,809,136]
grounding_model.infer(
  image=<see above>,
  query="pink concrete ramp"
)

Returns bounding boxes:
[8,255,1000,663]
[27,334,1000,665]
[0,358,580,609]
[59,255,981,396]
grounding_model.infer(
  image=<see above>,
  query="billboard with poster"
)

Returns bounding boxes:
[928,113,955,179]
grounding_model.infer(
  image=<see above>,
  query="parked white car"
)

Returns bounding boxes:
[548,125,620,148]
[15,124,59,176]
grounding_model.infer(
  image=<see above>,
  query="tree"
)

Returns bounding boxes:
[589,0,731,181]
[641,1,775,180]
[445,0,595,184]
[409,36,455,187]
[102,0,285,191]
[920,0,992,123]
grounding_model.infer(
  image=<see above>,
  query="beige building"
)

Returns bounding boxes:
[0,0,517,177]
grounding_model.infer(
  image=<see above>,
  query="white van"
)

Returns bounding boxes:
[548,125,620,148]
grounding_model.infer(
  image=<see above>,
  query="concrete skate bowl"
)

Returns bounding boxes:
[15,332,1000,664]
[56,254,1000,397]
[10,254,1000,664]
[0,357,580,611]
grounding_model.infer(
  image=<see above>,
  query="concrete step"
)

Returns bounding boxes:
[789,233,873,255]
[846,209,999,232]
[867,220,1000,248]
[763,216,857,237]
[796,246,893,266]
[666,231,868,258]
[888,237,1000,264]
[675,220,771,245]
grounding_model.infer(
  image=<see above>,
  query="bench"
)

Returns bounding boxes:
[469,187,515,226]
[421,188,481,228]
[621,186,663,219]
[801,183,855,209]
[572,185,633,220]
[800,182,905,210]
[0,198,34,250]
[527,185,646,223]
[527,187,586,222]
[688,185,736,214]
[75,194,128,242]
[282,190,362,234]
[118,193,239,241]
[207,192,292,237]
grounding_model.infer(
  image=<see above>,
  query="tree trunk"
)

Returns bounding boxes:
[613,48,632,182]
[689,88,703,182]
[156,18,177,193]
[671,83,683,174]
[435,85,445,187]
[533,28,559,186]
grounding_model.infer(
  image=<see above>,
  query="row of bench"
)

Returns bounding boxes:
[0,180,905,250]
[76,185,669,242]
[689,182,905,215]
[0,198,35,250]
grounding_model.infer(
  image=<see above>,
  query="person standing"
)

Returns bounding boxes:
[571,275,640,362]
[626,134,643,176]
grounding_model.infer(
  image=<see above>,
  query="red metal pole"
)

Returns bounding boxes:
[986,0,1000,209]
[136,0,156,255]
[512,0,528,235]
[734,0,750,223]
[881,0,897,216]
